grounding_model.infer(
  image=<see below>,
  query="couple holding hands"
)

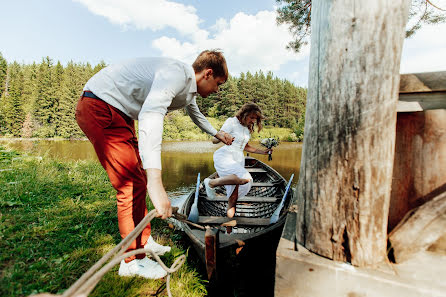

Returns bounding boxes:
[76,50,271,279]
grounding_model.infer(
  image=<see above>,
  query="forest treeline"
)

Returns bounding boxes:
[0,53,307,141]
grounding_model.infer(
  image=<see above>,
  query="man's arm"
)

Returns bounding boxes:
[185,101,234,145]
[137,64,187,218]
[138,112,171,219]
[213,131,234,144]
[146,168,172,219]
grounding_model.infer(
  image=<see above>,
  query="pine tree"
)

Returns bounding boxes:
[34,57,55,137]
[93,60,107,75]
[0,52,7,99]
[1,62,25,136]
[52,61,64,136]
[57,61,84,138]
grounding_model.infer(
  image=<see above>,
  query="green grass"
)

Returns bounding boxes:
[0,146,207,297]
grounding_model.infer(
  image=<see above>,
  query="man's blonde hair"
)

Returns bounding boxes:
[192,50,228,80]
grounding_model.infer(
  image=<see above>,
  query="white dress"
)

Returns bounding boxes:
[213,117,253,199]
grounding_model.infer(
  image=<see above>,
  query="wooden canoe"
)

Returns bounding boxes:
[180,156,294,279]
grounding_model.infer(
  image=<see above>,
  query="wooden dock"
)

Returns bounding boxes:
[274,0,446,296]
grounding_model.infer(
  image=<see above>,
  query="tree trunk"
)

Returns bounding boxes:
[296,0,410,266]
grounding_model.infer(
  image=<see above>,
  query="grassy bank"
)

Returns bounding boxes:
[0,146,207,297]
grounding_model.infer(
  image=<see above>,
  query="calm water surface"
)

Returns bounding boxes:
[0,139,302,206]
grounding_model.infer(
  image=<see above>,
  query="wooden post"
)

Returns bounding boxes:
[296,0,410,266]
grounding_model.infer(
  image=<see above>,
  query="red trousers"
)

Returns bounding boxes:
[75,94,151,262]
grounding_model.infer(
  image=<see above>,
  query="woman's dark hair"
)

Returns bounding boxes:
[236,102,265,133]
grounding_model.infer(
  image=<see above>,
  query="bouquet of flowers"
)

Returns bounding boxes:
[260,137,280,161]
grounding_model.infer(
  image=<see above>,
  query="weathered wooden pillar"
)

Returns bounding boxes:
[296,0,410,266]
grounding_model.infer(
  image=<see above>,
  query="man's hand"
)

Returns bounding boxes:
[146,168,172,219]
[214,130,234,145]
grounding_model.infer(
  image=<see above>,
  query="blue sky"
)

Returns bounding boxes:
[1,0,445,87]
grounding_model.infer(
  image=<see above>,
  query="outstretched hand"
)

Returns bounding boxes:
[215,131,234,145]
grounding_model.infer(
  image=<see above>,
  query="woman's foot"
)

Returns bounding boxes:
[204,178,217,199]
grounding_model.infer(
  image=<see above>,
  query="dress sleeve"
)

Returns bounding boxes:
[220,117,234,134]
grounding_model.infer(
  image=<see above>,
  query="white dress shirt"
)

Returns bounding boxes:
[84,57,217,170]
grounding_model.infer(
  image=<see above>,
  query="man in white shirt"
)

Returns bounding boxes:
[75,50,233,279]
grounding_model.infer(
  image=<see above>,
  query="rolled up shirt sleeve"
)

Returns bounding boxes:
[138,112,164,170]
[185,98,218,136]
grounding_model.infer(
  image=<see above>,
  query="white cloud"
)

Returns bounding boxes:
[153,10,309,77]
[74,0,202,36]
[75,0,309,80]
[400,22,446,73]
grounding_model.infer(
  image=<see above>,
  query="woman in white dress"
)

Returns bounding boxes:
[204,103,272,218]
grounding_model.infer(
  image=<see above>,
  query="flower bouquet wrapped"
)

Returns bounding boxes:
[260,137,280,161]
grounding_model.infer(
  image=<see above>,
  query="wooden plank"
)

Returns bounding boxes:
[397,91,446,112]
[396,72,446,112]
[198,216,271,226]
[389,191,446,263]
[246,168,267,173]
[252,182,277,187]
[202,196,280,203]
[399,72,446,93]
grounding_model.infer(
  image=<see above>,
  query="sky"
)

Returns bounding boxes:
[0,0,445,87]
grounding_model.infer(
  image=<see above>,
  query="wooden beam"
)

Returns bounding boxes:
[397,91,446,112]
[389,191,446,263]
[399,71,446,93]
[246,168,268,173]
[397,72,446,112]
[198,216,271,226]
[252,182,277,187]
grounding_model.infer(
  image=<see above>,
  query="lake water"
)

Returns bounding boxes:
[0,139,302,206]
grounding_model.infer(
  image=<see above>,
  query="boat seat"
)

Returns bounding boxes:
[198,216,271,226]
[251,182,278,187]
[202,196,280,203]
[246,168,267,173]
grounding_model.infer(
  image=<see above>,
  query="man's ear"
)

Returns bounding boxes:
[204,69,214,79]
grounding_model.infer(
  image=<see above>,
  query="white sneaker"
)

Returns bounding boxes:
[118,257,167,279]
[204,178,217,199]
[144,235,171,256]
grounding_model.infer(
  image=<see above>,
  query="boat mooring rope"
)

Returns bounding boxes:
[58,208,186,297]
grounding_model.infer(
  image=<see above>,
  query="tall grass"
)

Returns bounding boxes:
[0,146,207,297]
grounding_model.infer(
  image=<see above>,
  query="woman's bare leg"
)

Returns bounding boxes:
[227,185,239,218]
[208,174,250,188]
